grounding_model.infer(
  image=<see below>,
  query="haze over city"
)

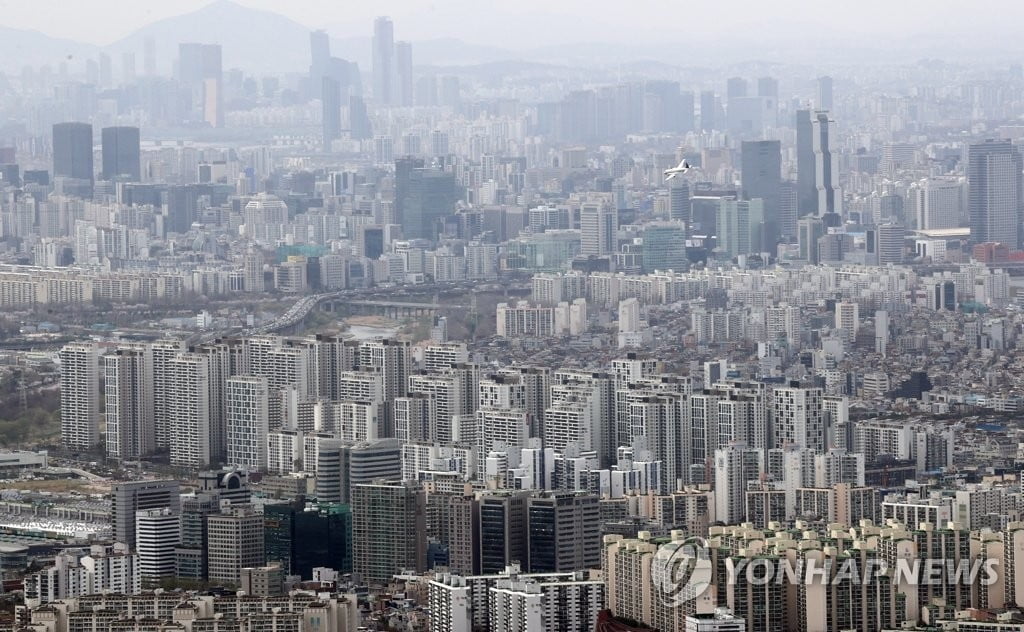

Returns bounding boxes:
[2,1,1024,632]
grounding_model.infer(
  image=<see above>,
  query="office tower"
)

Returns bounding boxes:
[875,223,906,264]
[264,500,353,578]
[912,177,963,230]
[968,139,1023,248]
[741,141,782,250]
[104,346,154,460]
[477,491,529,574]
[772,385,824,452]
[52,122,93,183]
[777,181,798,242]
[226,376,269,471]
[206,506,265,584]
[309,29,331,99]
[135,508,180,583]
[322,76,342,149]
[59,342,99,451]
[372,16,395,105]
[98,52,112,87]
[795,110,816,216]
[797,216,825,263]
[700,91,717,131]
[641,221,687,272]
[202,45,223,128]
[396,41,413,107]
[726,77,747,99]
[717,198,765,259]
[580,202,617,256]
[812,111,840,216]
[440,75,460,107]
[349,95,373,140]
[112,480,181,549]
[121,52,135,84]
[669,178,691,223]
[175,492,220,580]
[101,126,140,182]
[524,492,600,573]
[352,481,426,584]
[143,37,156,76]
[757,76,779,100]
[178,43,223,127]
[396,166,461,240]
[817,75,834,110]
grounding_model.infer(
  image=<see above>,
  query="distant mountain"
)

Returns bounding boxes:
[0,26,97,70]
[106,0,317,75]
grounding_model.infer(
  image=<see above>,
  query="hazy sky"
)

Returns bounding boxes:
[1,0,1023,51]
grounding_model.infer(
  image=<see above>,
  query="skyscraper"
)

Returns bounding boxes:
[226,376,269,471]
[968,139,1023,248]
[717,199,765,259]
[795,110,817,216]
[52,122,93,183]
[104,345,154,460]
[178,43,222,127]
[812,111,840,216]
[309,30,331,99]
[741,140,782,250]
[59,342,99,451]
[700,91,718,131]
[101,126,141,182]
[322,76,342,150]
[395,41,413,107]
[372,16,395,105]
[580,202,618,256]
[817,75,834,111]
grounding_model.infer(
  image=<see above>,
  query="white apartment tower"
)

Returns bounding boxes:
[226,376,270,471]
[104,345,155,460]
[60,342,100,451]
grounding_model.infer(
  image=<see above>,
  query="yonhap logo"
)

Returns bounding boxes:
[650,536,713,607]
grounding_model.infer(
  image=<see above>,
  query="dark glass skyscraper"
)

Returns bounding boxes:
[795,110,816,216]
[52,122,94,182]
[741,140,782,250]
[101,126,141,182]
[322,77,342,150]
[264,500,353,579]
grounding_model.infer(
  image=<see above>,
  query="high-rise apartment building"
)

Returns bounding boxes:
[104,345,154,460]
[59,342,99,451]
[226,376,269,471]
